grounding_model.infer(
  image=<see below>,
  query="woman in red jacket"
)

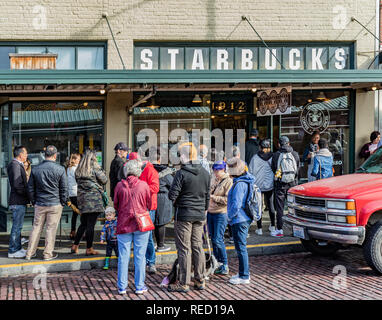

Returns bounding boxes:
[114,159,152,295]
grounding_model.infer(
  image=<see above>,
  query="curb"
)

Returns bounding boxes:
[0,241,304,277]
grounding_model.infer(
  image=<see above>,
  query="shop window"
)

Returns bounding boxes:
[48,47,75,69]
[77,47,104,70]
[0,47,15,69]
[280,90,351,181]
[0,104,11,208]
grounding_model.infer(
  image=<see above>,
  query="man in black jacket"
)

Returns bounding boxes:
[245,128,259,165]
[7,145,29,259]
[25,145,68,261]
[168,143,210,293]
[271,136,300,238]
[109,142,129,200]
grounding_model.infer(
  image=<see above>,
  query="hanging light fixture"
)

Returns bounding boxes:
[192,94,202,103]
[147,97,159,109]
[138,95,147,103]
[316,91,327,101]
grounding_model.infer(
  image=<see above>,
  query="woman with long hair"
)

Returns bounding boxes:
[67,153,81,240]
[71,149,107,255]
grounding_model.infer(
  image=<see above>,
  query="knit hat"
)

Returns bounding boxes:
[128,152,140,161]
[250,128,259,136]
[260,139,271,149]
[212,160,227,171]
[279,136,290,146]
[226,157,246,176]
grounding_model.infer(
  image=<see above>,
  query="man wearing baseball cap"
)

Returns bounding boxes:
[271,136,300,237]
[109,142,129,200]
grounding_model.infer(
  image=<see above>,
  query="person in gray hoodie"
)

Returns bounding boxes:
[248,139,276,235]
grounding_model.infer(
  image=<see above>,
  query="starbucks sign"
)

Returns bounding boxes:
[134,42,353,71]
[300,102,330,134]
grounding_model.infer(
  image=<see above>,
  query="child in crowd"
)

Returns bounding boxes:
[100,207,118,270]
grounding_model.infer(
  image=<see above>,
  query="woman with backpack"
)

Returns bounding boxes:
[207,160,233,276]
[226,157,255,285]
[70,149,108,256]
[248,139,276,235]
[311,138,334,180]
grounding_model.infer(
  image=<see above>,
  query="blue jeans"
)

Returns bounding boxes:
[231,221,251,280]
[145,210,156,267]
[207,212,228,265]
[8,205,26,254]
[117,231,150,292]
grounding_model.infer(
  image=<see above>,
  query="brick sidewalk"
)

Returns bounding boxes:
[1,247,382,300]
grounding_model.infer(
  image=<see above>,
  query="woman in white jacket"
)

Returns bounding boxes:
[248,139,276,235]
[67,153,81,240]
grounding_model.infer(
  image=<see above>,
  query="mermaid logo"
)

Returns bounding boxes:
[300,102,330,134]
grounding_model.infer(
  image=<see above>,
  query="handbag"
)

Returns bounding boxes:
[134,211,155,232]
[129,181,154,232]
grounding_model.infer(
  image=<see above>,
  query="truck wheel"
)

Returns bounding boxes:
[300,239,341,256]
[363,221,382,275]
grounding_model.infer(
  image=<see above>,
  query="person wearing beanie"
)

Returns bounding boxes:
[248,139,276,235]
[207,160,233,275]
[245,128,259,165]
[271,136,300,238]
[226,157,255,285]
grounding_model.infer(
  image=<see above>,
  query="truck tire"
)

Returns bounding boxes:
[300,239,341,256]
[363,221,382,275]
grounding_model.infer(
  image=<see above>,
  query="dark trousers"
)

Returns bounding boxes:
[274,184,291,230]
[70,196,78,232]
[154,224,166,248]
[257,190,276,229]
[106,240,119,257]
[74,212,100,248]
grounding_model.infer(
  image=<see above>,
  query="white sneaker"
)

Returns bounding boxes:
[21,238,29,245]
[231,273,251,280]
[229,277,250,285]
[268,226,276,233]
[271,229,284,237]
[8,250,26,259]
[255,228,263,235]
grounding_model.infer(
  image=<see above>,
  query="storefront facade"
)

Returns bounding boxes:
[0,0,381,230]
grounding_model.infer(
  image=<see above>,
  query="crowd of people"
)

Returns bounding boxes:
[8,126,378,294]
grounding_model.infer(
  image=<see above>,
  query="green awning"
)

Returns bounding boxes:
[133,106,211,115]
[0,69,382,85]
[12,109,102,125]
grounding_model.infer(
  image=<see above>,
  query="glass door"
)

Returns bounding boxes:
[0,103,11,208]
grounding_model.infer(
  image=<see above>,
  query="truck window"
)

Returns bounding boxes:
[358,148,382,173]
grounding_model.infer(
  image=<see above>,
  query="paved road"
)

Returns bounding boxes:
[1,247,381,300]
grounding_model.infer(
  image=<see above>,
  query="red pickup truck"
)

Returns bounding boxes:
[284,148,382,274]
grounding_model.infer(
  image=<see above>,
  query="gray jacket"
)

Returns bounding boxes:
[248,153,274,192]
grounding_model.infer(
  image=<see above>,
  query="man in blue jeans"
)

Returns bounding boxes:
[7,145,29,259]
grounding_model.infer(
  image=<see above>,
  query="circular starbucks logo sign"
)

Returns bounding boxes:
[300,102,330,134]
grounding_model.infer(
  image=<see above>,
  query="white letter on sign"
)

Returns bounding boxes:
[312,48,324,70]
[289,49,301,70]
[265,49,277,70]
[192,49,204,70]
[241,49,253,70]
[168,49,179,70]
[334,48,346,69]
[217,49,229,70]
[140,49,153,70]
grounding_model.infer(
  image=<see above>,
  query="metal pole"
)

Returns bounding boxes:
[103,14,126,70]
[242,16,285,69]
